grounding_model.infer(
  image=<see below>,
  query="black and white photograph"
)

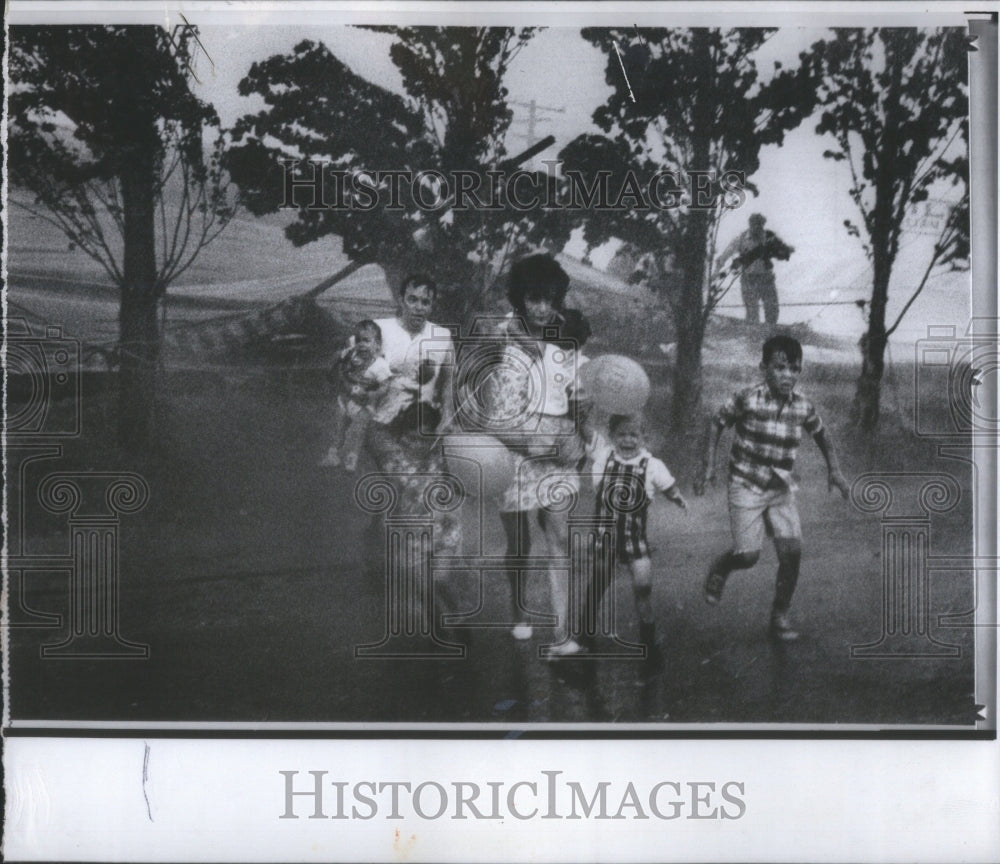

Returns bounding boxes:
[3,2,998,861]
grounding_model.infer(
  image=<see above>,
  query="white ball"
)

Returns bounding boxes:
[443,434,514,500]
[579,354,651,414]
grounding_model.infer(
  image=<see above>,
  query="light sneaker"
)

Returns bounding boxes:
[546,639,584,659]
[769,610,800,642]
[343,452,359,472]
[511,623,533,640]
[318,447,341,468]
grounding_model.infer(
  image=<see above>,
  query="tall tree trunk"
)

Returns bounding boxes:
[670,210,711,433]
[118,140,159,450]
[852,144,897,433]
[670,29,713,436]
[852,58,905,434]
[852,261,889,431]
[671,308,705,431]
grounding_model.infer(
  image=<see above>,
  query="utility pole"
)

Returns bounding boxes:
[511,100,565,165]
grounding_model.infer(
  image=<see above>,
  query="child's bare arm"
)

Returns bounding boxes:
[663,483,688,511]
[434,361,456,433]
[813,428,849,499]
[576,398,597,445]
[694,417,725,495]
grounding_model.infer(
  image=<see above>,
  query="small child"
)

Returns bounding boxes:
[694,334,849,640]
[577,413,688,667]
[319,320,392,471]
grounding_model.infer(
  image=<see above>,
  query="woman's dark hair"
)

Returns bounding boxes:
[559,307,591,347]
[507,254,570,315]
[401,273,438,299]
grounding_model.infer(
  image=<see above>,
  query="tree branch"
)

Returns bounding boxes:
[885,201,964,338]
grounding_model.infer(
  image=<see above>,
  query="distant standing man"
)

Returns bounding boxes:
[717,214,794,325]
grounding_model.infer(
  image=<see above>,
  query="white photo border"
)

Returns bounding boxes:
[3,2,999,861]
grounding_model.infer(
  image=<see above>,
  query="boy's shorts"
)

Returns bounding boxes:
[728,479,801,553]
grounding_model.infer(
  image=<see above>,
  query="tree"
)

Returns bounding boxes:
[8,25,237,448]
[884,145,968,345]
[554,28,806,430]
[226,27,542,321]
[780,28,968,430]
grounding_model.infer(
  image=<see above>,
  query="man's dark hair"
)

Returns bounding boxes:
[401,273,437,299]
[354,319,382,342]
[507,254,570,315]
[762,334,803,365]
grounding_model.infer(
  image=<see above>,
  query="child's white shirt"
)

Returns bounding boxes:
[376,318,454,383]
[587,434,677,497]
[339,348,392,388]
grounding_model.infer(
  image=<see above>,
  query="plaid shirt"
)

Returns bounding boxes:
[715,383,824,491]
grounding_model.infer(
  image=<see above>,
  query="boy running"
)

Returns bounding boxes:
[694,335,849,640]
[580,413,687,667]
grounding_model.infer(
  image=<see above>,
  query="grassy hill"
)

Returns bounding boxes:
[7,185,870,370]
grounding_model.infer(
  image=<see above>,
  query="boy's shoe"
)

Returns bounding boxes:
[343,452,359,472]
[769,610,800,642]
[511,622,533,640]
[545,639,584,659]
[318,447,340,468]
[703,568,728,604]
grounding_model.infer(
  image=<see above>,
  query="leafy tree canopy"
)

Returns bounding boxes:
[226,27,542,315]
[9,25,234,291]
[558,28,808,300]
[775,28,968,268]
[547,28,813,426]
[767,27,968,429]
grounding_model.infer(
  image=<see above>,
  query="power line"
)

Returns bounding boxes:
[713,299,867,309]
